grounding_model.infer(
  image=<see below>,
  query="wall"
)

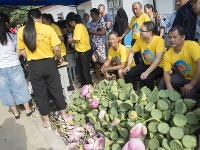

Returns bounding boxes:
[77,1,92,14]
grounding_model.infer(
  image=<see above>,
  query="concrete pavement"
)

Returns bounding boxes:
[0,102,67,150]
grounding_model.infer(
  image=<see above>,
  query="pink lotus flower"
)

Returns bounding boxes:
[130,123,147,138]
[99,110,106,119]
[86,92,91,99]
[111,118,120,126]
[90,98,100,109]
[122,138,145,150]
[81,85,89,96]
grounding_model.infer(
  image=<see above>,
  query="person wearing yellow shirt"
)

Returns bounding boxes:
[101,31,135,79]
[119,2,151,45]
[41,13,66,57]
[68,14,93,87]
[159,26,200,99]
[17,9,68,128]
[123,21,165,90]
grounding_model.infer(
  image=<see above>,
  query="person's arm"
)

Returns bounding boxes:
[105,62,126,72]
[58,35,64,41]
[123,50,135,73]
[163,71,174,90]
[193,0,200,15]
[159,28,165,37]
[16,48,21,57]
[101,58,111,74]
[119,27,131,40]
[106,22,111,29]
[52,45,62,63]
[20,49,27,59]
[140,52,163,80]
[89,27,105,36]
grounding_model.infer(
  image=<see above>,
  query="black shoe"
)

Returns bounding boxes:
[26,108,35,117]
[13,111,20,119]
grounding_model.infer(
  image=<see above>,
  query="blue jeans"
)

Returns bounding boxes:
[0,65,31,106]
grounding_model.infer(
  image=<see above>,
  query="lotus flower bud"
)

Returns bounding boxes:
[90,98,100,109]
[128,138,145,150]
[83,144,94,150]
[86,92,91,99]
[130,123,147,138]
[111,118,120,126]
[99,110,106,119]
[81,85,89,96]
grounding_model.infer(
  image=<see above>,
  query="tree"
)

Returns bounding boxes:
[0,6,38,27]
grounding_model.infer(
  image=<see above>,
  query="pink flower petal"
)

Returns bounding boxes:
[83,144,94,150]
[130,123,144,138]
[128,138,145,150]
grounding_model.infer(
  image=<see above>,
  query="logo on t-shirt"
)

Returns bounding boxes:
[111,56,121,66]
[143,49,155,63]
[132,23,140,34]
[174,60,191,74]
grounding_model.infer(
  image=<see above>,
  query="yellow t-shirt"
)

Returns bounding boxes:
[17,22,61,61]
[51,23,66,57]
[164,40,200,80]
[128,13,151,40]
[73,23,91,52]
[108,44,135,67]
[132,35,165,67]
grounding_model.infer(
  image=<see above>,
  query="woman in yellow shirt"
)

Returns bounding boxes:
[68,14,93,87]
[123,21,165,90]
[17,9,68,128]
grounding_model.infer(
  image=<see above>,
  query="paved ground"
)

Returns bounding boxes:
[0,103,67,150]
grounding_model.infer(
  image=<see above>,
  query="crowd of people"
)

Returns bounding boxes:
[0,0,200,128]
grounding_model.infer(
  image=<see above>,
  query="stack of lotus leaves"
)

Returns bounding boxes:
[63,79,200,150]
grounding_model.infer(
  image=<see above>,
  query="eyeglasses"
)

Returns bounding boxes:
[139,29,149,32]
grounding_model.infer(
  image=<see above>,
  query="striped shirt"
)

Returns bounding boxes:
[172,2,197,41]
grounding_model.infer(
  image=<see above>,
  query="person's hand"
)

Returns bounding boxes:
[123,66,131,75]
[181,83,194,97]
[57,57,64,65]
[193,5,200,15]
[101,66,107,74]
[140,71,149,80]
[68,38,73,44]
[155,13,162,24]
[118,36,123,41]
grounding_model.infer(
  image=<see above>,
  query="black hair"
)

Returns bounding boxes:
[90,8,100,16]
[109,31,118,37]
[142,21,158,35]
[144,4,154,11]
[83,13,89,18]
[23,9,41,53]
[42,13,49,21]
[48,14,54,23]
[70,14,82,24]
[56,20,67,29]
[169,26,186,36]
[66,12,76,27]
[0,12,11,45]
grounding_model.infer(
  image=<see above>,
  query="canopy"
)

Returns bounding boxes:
[0,0,89,6]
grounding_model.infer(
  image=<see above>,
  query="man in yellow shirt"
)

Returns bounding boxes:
[159,26,200,99]
[119,2,151,45]
[101,31,135,79]
[123,21,165,90]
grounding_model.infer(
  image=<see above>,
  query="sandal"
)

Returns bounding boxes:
[43,121,51,130]
[26,108,35,117]
[13,111,20,119]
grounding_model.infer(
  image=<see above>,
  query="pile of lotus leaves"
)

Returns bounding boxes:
[63,79,200,150]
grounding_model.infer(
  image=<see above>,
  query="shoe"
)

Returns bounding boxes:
[26,108,35,117]
[13,111,20,119]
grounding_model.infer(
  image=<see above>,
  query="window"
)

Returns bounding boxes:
[107,0,123,23]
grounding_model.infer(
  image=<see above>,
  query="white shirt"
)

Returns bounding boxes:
[0,33,20,68]
[162,11,177,33]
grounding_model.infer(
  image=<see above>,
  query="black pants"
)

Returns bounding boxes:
[28,58,66,116]
[77,50,93,87]
[125,64,163,90]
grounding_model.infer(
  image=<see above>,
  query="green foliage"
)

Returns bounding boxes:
[173,114,187,127]
[170,127,184,140]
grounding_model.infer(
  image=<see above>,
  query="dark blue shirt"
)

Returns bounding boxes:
[172,2,197,41]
